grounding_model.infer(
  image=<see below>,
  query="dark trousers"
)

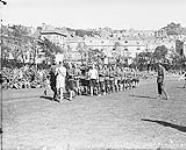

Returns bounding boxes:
[157,82,163,95]
[51,86,57,99]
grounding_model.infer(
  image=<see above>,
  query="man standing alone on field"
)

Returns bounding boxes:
[182,70,186,88]
[157,63,169,100]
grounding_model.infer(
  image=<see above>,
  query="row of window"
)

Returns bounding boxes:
[113,48,141,51]
[88,40,141,44]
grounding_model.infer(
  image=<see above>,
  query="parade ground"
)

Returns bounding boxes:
[1,77,186,150]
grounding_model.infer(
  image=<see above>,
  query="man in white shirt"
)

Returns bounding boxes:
[56,61,66,102]
[88,64,98,96]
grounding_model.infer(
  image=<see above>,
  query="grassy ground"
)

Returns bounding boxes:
[1,78,186,150]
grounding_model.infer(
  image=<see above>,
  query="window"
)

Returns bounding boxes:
[124,48,128,51]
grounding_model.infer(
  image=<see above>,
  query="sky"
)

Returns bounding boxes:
[1,0,186,30]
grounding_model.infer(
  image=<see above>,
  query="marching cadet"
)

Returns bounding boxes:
[73,64,81,95]
[87,64,99,96]
[183,70,186,88]
[49,63,58,100]
[116,65,123,91]
[56,61,66,102]
[109,65,115,93]
[98,65,106,95]
[120,66,125,91]
[104,65,110,94]
[66,63,75,101]
[80,65,89,95]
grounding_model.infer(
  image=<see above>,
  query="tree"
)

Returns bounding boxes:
[8,25,30,37]
[153,45,168,60]
[43,38,63,54]
[162,22,185,35]
[4,25,33,64]
[135,51,153,71]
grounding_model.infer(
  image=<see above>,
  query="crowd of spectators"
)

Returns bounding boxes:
[1,65,49,89]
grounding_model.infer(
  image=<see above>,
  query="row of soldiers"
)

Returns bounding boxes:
[49,63,140,101]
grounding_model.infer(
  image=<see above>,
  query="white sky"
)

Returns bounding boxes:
[1,0,186,30]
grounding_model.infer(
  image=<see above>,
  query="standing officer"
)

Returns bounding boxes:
[157,63,169,100]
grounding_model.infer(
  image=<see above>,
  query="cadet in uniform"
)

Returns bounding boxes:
[56,61,66,102]
[49,63,58,100]
[66,63,75,101]
[87,64,98,96]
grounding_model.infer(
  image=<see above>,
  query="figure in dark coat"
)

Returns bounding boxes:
[49,64,58,100]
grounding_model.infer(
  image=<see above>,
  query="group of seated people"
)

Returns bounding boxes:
[0,66,49,89]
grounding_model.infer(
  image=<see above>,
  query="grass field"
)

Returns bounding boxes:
[1,77,186,150]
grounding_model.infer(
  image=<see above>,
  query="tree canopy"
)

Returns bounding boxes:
[162,22,186,35]
[153,45,168,60]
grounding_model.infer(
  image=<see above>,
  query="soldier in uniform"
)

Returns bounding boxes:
[73,64,81,95]
[56,61,66,102]
[116,65,123,91]
[80,64,89,95]
[157,63,168,100]
[87,64,99,96]
[109,65,115,93]
[66,63,75,101]
[49,63,58,100]
[104,65,110,94]
[182,70,186,88]
[98,65,106,95]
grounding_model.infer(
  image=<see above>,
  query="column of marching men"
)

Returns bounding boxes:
[1,62,186,102]
[49,61,140,102]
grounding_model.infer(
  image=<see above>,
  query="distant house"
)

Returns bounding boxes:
[176,40,185,56]
[155,29,167,38]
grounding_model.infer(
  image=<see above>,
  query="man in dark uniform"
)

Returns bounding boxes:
[66,63,75,101]
[98,65,106,95]
[104,65,110,94]
[73,64,81,95]
[157,63,169,100]
[49,63,58,100]
[109,65,115,93]
[182,70,186,88]
[116,66,123,91]
[0,72,2,85]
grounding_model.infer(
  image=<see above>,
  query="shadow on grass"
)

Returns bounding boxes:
[40,95,60,102]
[40,95,52,100]
[40,93,72,102]
[130,94,157,100]
[176,86,185,89]
[141,119,186,132]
